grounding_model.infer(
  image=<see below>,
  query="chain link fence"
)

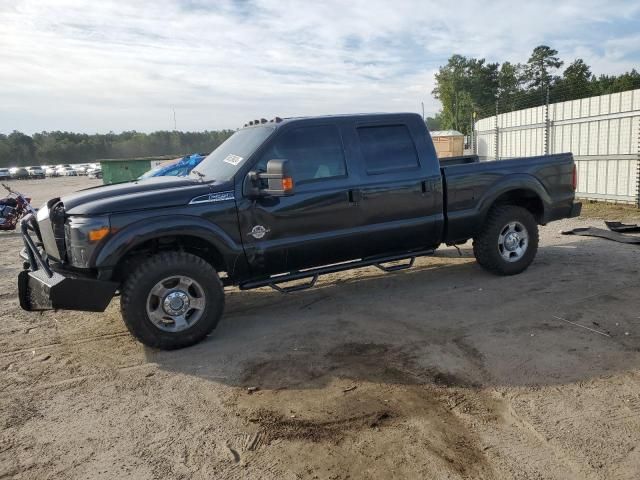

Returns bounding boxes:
[473,87,640,207]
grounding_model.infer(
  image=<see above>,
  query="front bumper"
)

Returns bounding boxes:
[18,214,118,312]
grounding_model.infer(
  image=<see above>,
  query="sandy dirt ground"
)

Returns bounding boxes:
[1,177,640,479]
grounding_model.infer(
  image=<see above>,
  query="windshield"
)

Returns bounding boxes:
[139,166,165,179]
[191,126,274,181]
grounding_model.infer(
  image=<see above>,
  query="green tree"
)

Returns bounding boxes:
[7,131,36,166]
[432,55,470,133]
[592,69,640,95]
[558,59,593,100]
[497,61,523,111]
[523,45,563,90]
[431,45,639,121]
[425,113,444,131]
[432,55,499,134]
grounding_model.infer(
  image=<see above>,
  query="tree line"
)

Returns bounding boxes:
[428,46,640,135]
[0,130,234,168]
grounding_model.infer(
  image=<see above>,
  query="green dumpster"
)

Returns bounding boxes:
[98,156,177,184]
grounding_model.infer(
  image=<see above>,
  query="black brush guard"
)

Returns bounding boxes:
[18,214,118,312]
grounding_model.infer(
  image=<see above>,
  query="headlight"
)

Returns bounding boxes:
[64,215,111,268]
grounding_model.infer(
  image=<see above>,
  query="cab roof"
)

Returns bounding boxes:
[241,112,422,129]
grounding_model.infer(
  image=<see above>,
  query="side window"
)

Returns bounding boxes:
[357,124,419,174]
[256,125,346,183]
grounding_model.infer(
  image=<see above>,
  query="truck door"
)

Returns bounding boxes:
[349,120,444,258]
[236,123,363,277]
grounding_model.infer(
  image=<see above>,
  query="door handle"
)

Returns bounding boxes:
[348,189,361,205]
[421,179,439,194]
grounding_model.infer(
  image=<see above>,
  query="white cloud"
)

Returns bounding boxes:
[0,0,638,133]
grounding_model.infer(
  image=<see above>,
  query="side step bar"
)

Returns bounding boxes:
[239,249,434,293]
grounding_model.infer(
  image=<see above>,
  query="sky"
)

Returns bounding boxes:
[0,0,639,134]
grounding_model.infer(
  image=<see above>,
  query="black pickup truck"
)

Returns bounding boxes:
[18,113,581,349]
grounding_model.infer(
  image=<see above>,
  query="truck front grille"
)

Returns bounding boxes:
[50,201,66,261]
[35,200,66,263]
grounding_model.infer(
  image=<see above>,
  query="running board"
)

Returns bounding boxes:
[239,249,434,293]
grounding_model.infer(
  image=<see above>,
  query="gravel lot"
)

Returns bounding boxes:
[1,177,640,479]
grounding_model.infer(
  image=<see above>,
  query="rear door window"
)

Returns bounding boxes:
[357,125,419,174]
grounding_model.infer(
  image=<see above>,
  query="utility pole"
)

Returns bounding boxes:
[173,108,177,131]
[421,102,425,122]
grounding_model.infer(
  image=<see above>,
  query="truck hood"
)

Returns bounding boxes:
[61,177,234,215]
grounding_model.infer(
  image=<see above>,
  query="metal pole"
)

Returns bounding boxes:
[470,112,474,155]
[636,117,640,208]
[495,99,499,160]
[421,102,425,121]
[545,85,550,155]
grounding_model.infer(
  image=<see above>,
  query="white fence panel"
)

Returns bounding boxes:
[475,88,640,205]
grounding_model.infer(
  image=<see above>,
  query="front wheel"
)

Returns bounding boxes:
[473,205,539,276]
[120,252,224,349]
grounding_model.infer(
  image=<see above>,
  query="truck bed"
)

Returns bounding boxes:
[441,153,576,243]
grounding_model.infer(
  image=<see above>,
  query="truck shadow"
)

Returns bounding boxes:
[147,239,640,391]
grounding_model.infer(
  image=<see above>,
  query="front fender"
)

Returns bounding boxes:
[94,215,245,273]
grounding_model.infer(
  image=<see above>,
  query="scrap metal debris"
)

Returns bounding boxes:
[605,221,640,233]
[561,227,640,244]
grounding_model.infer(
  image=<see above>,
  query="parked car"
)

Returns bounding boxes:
[73,164,90,175]
[18,113,581,350]
[0,168,10,181]
[26,166,45,179]
[9,167,29,179]
[87,167,102,179]
[56,166,78,176]
[138,154,205,180]
[44,166,58,177]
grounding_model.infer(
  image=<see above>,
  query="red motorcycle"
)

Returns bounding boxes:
[0,183,36,231]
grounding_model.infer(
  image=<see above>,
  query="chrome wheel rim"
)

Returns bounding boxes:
[146,275,206,332]
[498,221,529,262]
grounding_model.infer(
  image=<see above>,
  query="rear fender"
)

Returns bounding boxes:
[446,174,551,242]
[477,175,551,221]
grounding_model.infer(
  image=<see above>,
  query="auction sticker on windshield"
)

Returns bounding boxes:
[223,154,243,165]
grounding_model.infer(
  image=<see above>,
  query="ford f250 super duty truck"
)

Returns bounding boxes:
[18,113,581,349]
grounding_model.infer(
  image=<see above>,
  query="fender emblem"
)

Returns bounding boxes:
[249,225,270,239]
[188,191,235,204]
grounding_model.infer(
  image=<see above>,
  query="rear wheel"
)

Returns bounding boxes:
[120,252,224,349]
[473,205,539,276]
